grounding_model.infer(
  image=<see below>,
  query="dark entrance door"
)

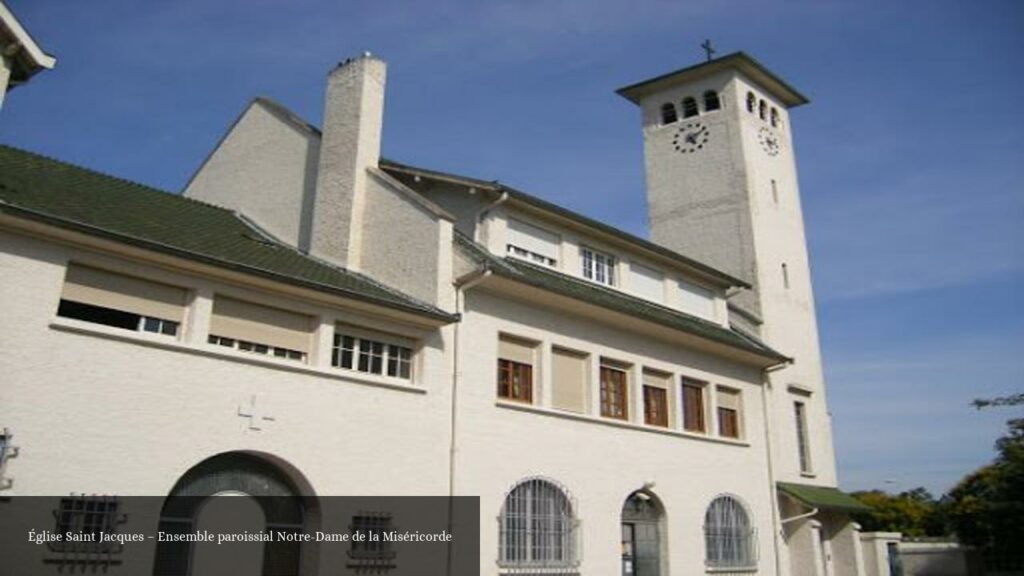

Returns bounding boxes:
[621,492,662,576]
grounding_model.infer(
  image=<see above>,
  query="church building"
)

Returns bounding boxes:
[0,50,870,575]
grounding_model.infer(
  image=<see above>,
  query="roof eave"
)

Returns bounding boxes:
[0,201,459,325]
[616,51,808,108]
[0,2,56,72]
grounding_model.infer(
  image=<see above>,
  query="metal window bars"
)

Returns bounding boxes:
[704,495,758,569]
[0,427,17,490]
[499,478,579,574]
[46,494,127,570]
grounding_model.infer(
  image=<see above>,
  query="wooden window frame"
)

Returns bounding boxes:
[643,385,669,427]
[682,379,707,433]
[599,364,629,420]
[497,359,533,403]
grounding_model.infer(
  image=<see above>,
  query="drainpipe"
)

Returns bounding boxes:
[761,358,792,576]
[449,268,492,497]
[473,190,509,245]
[445,268,492,576]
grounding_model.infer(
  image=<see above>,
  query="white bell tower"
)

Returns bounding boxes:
[618,52,838,486]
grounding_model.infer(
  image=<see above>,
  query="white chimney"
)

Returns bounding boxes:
[310,53,386,269]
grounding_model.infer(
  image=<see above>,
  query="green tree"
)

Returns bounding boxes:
[944,395,1024,559]
[851,488,945,537]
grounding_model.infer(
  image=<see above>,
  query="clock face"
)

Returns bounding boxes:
[758,127,781,156]
[673,122,709,154]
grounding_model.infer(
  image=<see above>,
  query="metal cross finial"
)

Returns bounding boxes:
[701,39,716,62]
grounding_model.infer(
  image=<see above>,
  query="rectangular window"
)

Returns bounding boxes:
[498,335,536,403]
[507,218,559,267]
[551,347,588,413]
[208,334,305,361]
[600,362,629,420]
[717,387,742,439]
[581,247,616,286]
[643,386,668,427]
[679,278,716,321]
[630,262,664,303]
[332,329,413,380]
[642,370,672,428]
[795,401,813,474]
[682,378,707,433]
[58,264,186,337]
[349,513,395,568]
[51,496,122,554]
[209,297,312,362]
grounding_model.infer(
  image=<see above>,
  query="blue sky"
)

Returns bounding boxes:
[3,0,1022,495]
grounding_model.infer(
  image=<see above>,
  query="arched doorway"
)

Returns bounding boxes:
[621,490,665,576]
[152,452,313,576]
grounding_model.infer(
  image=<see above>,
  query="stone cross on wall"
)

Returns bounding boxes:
[237,396,275,431]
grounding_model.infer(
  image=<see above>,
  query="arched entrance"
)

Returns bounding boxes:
[152,452,314,576]
[621,490,665,576]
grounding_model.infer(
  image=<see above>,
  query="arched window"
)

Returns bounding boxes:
[704,90,721,112]
[758,100,767,120]
[682,97,699,118]
[746,92,756,113]
[770,107,780,127]
[660,103,678,125]
[704,495,756,568]
[499,478,577,569]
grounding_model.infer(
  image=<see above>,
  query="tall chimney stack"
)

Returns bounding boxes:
[310,53,386,270]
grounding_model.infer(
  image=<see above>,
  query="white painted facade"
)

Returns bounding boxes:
[0,52,865,575]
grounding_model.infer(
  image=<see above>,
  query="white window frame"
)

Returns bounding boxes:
[507,218,560,267]
[704,495,757,569]
[332,326,415,381]
[581,246,617,286]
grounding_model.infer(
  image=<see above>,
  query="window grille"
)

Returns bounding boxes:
[48,495,127,569]
[704,496,757,569]
[0,428,17,490]
[660,103,678,124]
[746,92,756,113]
[348,511,397,571]
[704,90,721,111]
[771,107,780,127]
[759,100,767,120]
[499,479,578,572]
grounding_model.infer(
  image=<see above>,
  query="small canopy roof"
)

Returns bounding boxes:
[778,482,871,513]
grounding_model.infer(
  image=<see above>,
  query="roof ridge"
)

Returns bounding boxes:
[0,144,240,215]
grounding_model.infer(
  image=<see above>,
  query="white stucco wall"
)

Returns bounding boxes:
[0,229,453,502]
[184,100,320,250]
[358,169,454,310]
[455,288,778,575]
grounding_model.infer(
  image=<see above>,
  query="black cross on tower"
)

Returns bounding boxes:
[701,39,715,62]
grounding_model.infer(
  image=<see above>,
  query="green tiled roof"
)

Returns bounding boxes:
[0,145,455,321]
[454,233,787,363]
[778,482,872,513]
